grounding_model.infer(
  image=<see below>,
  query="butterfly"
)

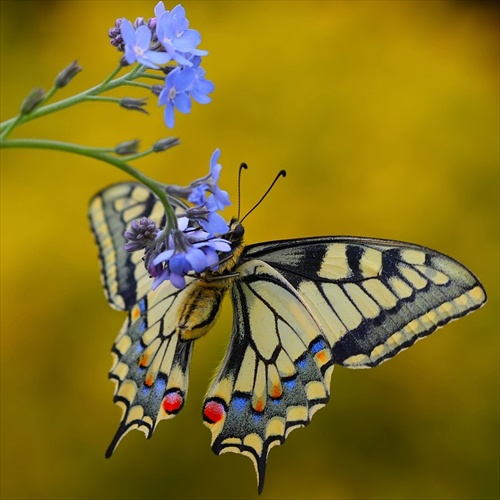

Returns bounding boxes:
[89,181,486,493]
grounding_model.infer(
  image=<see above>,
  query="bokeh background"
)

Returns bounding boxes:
[1,1,498,499]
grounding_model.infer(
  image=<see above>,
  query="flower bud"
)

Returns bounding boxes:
[124,217,159,251]
[153,137,180,152]
[115,140,140,155]
[55,60,82,88]
[109,19,124,51]
[134,17,146,29]
[20,87,45,115]
[151,85,164,97]
[119,97,148,114]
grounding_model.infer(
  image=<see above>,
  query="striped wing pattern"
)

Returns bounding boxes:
[89,183,486,492]
[244,236,487,368]
[203,237,486,491]
[89,183,166,310]
[203,261,334,493]
[89,183,194,456]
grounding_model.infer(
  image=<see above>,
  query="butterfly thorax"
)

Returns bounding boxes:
[176,221,245,341]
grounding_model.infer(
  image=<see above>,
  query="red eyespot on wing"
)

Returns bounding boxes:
[203,400,226,424]
[162,390,184,414]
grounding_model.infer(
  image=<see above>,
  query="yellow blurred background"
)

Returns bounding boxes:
[1,1,498,499]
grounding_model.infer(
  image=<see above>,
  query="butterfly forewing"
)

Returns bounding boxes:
[89,183,195,456]
[243,237,487,368]
[203,260,334,493]
[89,183,167,310]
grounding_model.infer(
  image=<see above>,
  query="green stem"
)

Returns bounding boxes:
[0,64,151,135]
[122,81,154,90]
[0,115,22,140]
[1,138,177,230]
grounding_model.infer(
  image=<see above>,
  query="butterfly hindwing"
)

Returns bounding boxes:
[203,260,334,493]
[243,236,487,368]
[89,183,195,456]
[106,281,195,456]
[202,237,486,490]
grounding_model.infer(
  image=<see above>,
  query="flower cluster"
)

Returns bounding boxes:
[124,149,232,290]
[109,2,214,128]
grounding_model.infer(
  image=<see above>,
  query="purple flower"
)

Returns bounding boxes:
[185,205,230,235]
[109,19,124,50]
[206,149,231,210]
[156,62,214,128]
[123,217,159,251]
[184,149,230,211]
[185,56,215,104]
[158,67,195,128]
[151,217,231,289]
[120,19,170,69]
[155,5,208,67]
[154,2,167,17]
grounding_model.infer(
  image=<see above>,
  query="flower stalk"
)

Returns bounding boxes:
[0,1,226,291]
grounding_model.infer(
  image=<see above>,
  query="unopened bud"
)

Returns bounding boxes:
[120,98,148,114]
[115,139,140,155]
[109,19,124,51]
[161,66,176,76]
[20,87,45,115]
[119,55,130,67]
[134,17,146,28]
[55,60,82,88]
[151,85,164,97]
[153,137,180,152]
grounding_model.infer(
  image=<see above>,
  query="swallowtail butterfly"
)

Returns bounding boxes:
[89,182,486,493]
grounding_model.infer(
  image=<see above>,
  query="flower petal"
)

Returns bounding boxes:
[152,268,170,290]
[120,19,136,44]
[174,93,192,114]
[203,247,219,270]
[164,102,175,128]
[210,148,221,170]
[147,51,172,65]
[135,25,152,49]
[186,247,207,272]
[153,249,174,265]
[169,272,186,289]
[154,1,166,17]
[199,212,229,234]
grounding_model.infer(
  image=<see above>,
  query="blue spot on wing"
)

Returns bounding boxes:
[296,358,307,369]
[139,298,148,314]
[154,377,166,394]
[310,338,327,355]
[232,396,248,412]
[284,379,296,390]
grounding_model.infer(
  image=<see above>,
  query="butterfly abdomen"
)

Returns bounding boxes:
[177,281,229,341]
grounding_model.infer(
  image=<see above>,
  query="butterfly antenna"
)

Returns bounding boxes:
[237,162,248,221]
[240,169,286,224]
